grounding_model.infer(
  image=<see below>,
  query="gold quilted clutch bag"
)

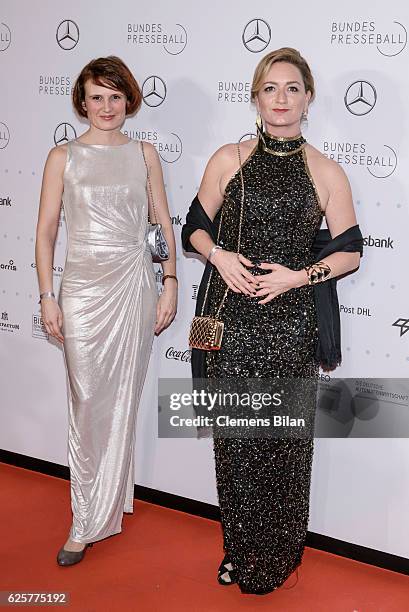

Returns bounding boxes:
[188,143,245,352]
[189,316,224,351]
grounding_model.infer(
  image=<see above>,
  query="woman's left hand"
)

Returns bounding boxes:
[255,263,306,304]
[155,281,177,334]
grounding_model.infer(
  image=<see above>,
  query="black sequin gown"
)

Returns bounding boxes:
[206,133,323,594]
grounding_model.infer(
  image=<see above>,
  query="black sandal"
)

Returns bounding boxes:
[217,554,237,586]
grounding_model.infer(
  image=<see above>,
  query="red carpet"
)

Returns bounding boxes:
[1,463,408,611]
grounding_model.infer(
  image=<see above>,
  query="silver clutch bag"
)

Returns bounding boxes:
[142,142,170,263]
[148,223,170,263]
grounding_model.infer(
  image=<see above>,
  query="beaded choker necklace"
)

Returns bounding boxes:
[258,131,306,157]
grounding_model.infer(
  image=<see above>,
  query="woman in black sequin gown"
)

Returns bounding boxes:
[184,48,360,595]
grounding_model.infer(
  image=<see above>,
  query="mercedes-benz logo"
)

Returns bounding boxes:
[392,318,409,337]
[142,76,167,107]
[242,19,271,53]
[54,123,77,146]
[0,122,10,149]
[56,19,80,50]
[0,23,11,51]
[344,81,377,116]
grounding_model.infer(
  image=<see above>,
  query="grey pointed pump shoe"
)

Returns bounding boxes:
[57,543,93,566]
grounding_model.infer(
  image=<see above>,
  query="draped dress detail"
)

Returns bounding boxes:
[59,139,157,543]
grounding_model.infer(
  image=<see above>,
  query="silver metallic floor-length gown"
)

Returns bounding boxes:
[59,139,157,543]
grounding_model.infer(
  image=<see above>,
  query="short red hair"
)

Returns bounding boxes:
[72,56,142,117]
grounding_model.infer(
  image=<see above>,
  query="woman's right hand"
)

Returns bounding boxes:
[41,298,64,343]
[211,249,259,296]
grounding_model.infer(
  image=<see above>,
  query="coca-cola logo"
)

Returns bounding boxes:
[165,347,191,362]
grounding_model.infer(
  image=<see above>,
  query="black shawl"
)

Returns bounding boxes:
[182,195,363,376]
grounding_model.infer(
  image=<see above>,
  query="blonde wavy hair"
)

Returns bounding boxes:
[251,47,315,102]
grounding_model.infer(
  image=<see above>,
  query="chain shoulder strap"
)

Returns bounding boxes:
[200,143,245,318]
[140,141,158,224]
[199,201,225,316]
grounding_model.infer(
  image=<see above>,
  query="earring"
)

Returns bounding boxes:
[256,112,263,131]
[301,110,308,128]
[255,112,266,144]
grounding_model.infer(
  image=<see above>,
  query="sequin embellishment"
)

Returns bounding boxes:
[207,133,323,594]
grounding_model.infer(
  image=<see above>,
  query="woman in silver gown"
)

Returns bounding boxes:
[183,48,362,594]
[35,56,177,565]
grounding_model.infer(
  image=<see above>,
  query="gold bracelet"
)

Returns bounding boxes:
[304,262,332,285]
[162,274,178,285]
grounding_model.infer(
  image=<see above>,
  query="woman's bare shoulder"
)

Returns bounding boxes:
[49,143,68,158]
[45,144,68,173]
[209,138,257,168]
[140,140,157,156]
[304,143,349,183]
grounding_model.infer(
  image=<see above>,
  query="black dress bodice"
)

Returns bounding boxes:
[219,132,322,269]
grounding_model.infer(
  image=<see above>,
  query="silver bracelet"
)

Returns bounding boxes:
[39,291,55,304]
[208,245,222,262]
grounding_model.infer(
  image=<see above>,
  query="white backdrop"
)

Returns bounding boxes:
[1,0,409,559]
